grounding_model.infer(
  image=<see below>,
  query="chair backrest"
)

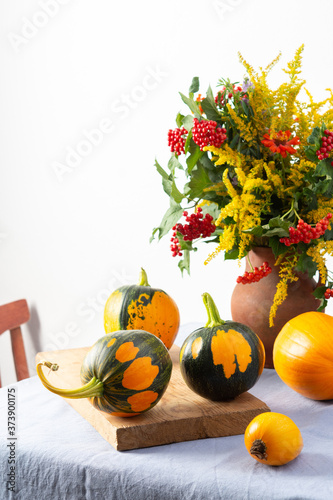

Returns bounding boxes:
[0,299,30,387]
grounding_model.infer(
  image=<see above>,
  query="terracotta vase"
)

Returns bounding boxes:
[230,247,322,369]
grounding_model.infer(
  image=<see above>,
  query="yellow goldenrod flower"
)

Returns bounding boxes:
[269,254,299,326]
[307,199,333,224]
[307,244,327,284]
[226,104,256,146]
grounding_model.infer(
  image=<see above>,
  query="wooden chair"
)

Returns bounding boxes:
[0,299,30,387]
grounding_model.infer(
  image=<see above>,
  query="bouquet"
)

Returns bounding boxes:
[152,46,333,324]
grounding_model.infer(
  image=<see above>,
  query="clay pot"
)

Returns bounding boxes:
[230,247,322,368]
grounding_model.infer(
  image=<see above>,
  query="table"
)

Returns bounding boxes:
[0,324,333,500]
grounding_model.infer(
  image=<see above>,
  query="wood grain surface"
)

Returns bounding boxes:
[35,345,270,451]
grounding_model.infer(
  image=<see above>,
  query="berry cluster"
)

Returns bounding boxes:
[215,92,225,108]
[168,127,188,155]
[324,288,333,300]
[214,85,244,108]
[192,118,227,150]
[236,262,272,285]
[316,129,333,162]
[280,213,332,246]
[170,207,216,257]
[170,233,182,257]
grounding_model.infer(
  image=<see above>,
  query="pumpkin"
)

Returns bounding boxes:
[104,268,180,349]
[36,330,172,417]
[244,412,303,466]
[179,293,265,401]
[273,311,333,400]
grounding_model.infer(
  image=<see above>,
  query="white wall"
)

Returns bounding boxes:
[1,0,333,385]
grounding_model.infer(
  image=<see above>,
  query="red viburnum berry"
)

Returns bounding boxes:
[316,129,333,160]
[324,288,333,300]
[192,118,227,151]
[214,85,243,108]
[236,261,272,285]
[280,213,332,246]
[168,127,188,155]
[170,207,216,257]
[215,91,225,108]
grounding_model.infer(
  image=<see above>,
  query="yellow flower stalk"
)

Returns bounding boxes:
[204,144,248,169]
[269,255,299,327]
[283,44,304,81]
[307,244,327,284]
[307,200,333,223]
[226,104,256,145]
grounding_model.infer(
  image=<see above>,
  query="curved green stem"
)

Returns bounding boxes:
[202,292,225,327]
[246,253,254,272]
[36,362,104,399]
[281,200,295,221]
[138,268,150,287]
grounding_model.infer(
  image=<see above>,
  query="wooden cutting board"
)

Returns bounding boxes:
[35,345,270,451]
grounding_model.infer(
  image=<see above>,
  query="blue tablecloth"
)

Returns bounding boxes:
[0,324,332,500]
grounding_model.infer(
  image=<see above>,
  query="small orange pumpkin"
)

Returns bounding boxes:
[104,268,180,349]
[273,311,333,400]
[244,412,303,466]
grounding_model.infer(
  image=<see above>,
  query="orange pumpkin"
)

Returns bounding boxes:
[244,412,303,466]
[104,268,180,349]
[273,311,333,400]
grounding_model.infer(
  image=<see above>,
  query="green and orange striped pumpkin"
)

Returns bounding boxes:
[104,268,180,349]
[36,330,172,417]
[180,293,265,401]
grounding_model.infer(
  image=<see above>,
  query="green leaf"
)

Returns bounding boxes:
[168,155,183,174]
[156,201,183,239]
[178,250,190,275]
[315,158,333,179]
[200,201,221,220]
[161,177,173,197]
[241,100,250,119]
[170,182,183,204]
[324,227,333,241]
[201,87,222,122]
[242,225,263,237]
[176,112,185,128]
[312,159,333,196]
[260,217,290,237]
[269,237,288,257]
[189,77,199,94]
[230,133,240,149]
[186,145,203,174]
[317,299,327,312]
[184,129,192,154]
[224,247,239,260]
[182,114,194,132]
[295,252,317,277]
[269,217,289,229]
[199,152,216,170]
[307,126,322,148]
[304,145,318,162]
[313,284,330,311]
[223,215,235,225]
[179,92,201,119]
[187,163,212,198]
[313,285,328,299]
[155,159,169,180]
[161,175,183,204]
[150,227,159,243]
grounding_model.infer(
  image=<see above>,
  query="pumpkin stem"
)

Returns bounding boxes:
[36,361,104,399]
[138,268,150,287]
[250,439,268,461]
[202,292,225,327]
